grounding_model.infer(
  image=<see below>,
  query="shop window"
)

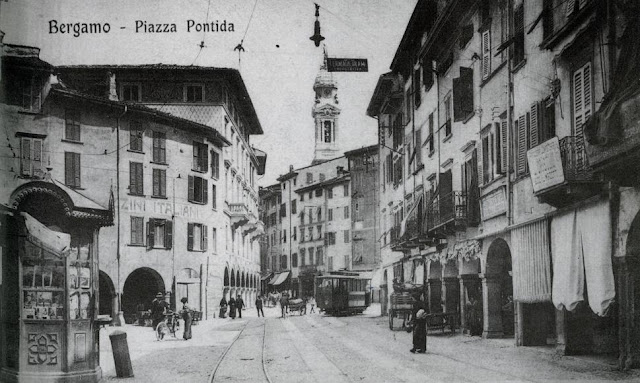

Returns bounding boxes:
[147,218,173,249]
[187,223,208,251]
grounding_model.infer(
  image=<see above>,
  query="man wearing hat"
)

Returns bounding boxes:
[151,292,168,330]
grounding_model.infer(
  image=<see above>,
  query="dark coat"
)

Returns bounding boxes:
[255,298,263,308]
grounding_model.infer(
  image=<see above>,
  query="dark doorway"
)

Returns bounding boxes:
[122,267,164,324]
[99,270,116,317]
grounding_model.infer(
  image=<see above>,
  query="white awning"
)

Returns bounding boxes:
[21,212,70,256]
[269,271,290,286]
[370,268,385,288]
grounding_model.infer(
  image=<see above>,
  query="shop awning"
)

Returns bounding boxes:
[261,273,273,281]
[551,199,615,316]
[21,212,71,256]
[269,271,290,286]
[512,218,551,303]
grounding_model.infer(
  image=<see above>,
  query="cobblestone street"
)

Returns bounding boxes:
[99,305,640,382]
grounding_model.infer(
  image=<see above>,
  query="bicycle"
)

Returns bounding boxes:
[155,311,180,341]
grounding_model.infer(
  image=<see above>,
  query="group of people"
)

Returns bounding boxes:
[218,295,246,319]
[150,292,194,341]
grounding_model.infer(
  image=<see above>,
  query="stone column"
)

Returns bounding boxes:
[459,274,480,334]
[442,277,459,313]
[481,273,504,338]
[427,278,442,313]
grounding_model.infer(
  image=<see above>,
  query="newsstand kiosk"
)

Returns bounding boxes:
[0,181,113,383]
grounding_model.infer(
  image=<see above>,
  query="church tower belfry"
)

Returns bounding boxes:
[312,55,341,164]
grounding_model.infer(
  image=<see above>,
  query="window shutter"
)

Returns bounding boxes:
[187,223,194,251]
[21,138,31,175]
[530,102,540,148]
[202,225,208,251]
[165,220,173,249]
[147,219,154,248]
[188,175,194,201]
[33,139,42,176]
[193,144,198,170]
[129,163,135,193]
[565,0,576,16]
[74,153,81,187]
[161,170,166,197]
[160,134,166,163]
[452,76,463,121]
[203,145,209,173]
[461,67,474,118]
[500,119,508,173]
[482,30,491,80]
[203,179,208,204]
[517,115,527,175]
[153,169,159,196]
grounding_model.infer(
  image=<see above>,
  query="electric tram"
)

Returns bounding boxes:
[315,272,371,316]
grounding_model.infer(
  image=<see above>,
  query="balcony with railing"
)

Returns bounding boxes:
[225,201,251,229]
[534,136,604,207]
[426,191,468,237]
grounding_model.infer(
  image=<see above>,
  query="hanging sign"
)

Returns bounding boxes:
[327,58,368,72]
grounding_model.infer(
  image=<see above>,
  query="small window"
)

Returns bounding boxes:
[211,184,217,210]
[64,152,81,188]
[316,225,322,240]
[292,253,298,268]
[344,206,350,219]
[512,5,525,66]
[152,168,166,198]
[315,188,323,197]
[65,109,81,142]
[20,137,43,177]
[152,132,166,163]
[193,141,209,172]
[328,188,333,199]
[212,228,217,252]
[187,223,208,251]
[122,84,141,102]
[184,84,204,103]
[319,173,326,182]
[306,172,313,184]
[344,230,350,243]
[328,208,333,221]
[210,150,220,179]
[291,200,297,214]
[130,217,144,245]
[129,121,143,152]
[283,229,287,243]
[147,218,173,249]
[129,162,144,195]
[300,248,306,266]
[343,184,349,197]
[188,175,208,204]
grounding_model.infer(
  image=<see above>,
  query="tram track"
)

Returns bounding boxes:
[208,318,272,383]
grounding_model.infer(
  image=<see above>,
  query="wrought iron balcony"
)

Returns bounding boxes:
[535,136,603,207]
[426,191,468,236]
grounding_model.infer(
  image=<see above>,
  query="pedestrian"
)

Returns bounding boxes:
[279,292,289,318]
[410,309,428,354]
[236,295,244,318]
[255,295,265,317]
[229,297,236,319]
[150,292,168,330]
[309,296,316,313]
[219,297,228,319]
[180,297,193,341]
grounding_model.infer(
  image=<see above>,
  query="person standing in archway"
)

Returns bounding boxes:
[151,292,168,330]
[236,295,244,318]
[228,297,236,319]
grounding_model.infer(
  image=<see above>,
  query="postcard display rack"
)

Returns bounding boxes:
[8,228,102,382]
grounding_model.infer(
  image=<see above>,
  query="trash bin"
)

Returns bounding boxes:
[109,330,134,378]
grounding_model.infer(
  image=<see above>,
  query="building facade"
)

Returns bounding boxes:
[368,0,638,368]
[55,65,266,320]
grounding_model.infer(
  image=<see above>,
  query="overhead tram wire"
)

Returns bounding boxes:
[191,0,214,65]
[234,0,259,69]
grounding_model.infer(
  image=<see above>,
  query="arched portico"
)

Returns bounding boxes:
[122,267,165,324]
[482,238,513,339]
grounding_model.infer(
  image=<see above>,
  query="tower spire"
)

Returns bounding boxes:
[312,51,341,164]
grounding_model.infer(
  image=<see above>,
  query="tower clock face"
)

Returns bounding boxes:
[323,89,331,97]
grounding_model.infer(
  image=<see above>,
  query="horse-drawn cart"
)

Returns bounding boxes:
[388,292,414,330]
[288,298,306,315]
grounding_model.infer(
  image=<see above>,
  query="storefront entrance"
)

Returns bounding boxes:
[483,238,514,338]
[99,270,116,317]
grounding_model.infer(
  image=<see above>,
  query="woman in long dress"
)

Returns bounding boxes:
[228,297,236,319]
[411,309,427,353]
[180,297,193,340]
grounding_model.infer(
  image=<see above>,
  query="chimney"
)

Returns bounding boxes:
[289,165,294,172]
[107,71,118,101]
[337,166,344,175]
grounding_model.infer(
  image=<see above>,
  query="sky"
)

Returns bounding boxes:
[0,0,417,187]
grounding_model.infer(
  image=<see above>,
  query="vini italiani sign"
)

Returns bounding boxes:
[527,136,565,193]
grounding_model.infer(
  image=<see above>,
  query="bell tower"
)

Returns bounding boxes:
[312,55,341,164]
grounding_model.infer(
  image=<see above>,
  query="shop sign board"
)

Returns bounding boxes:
[481,186,506,220]
[327,58,368,72]
[528,137,565,192]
